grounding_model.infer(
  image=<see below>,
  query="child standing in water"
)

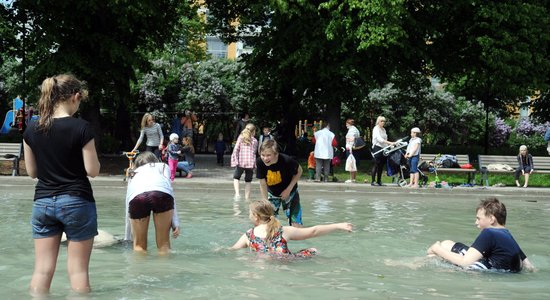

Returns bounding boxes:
[167,133,181,182]
[231,200,353,256]
[231,124,258,200]
[515,145,534,188]
[125,151,180,254]
[256,140,303,226]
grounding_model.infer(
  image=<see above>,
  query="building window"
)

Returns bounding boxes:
[206,36,227,58]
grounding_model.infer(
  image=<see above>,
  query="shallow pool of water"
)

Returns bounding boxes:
[1,180,549,299]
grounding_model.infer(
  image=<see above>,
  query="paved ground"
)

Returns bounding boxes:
[2,153,547,198]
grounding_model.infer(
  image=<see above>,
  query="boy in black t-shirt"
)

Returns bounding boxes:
[427,197,535,272]
[256,140,303,227]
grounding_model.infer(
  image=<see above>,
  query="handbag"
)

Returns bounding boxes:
[353,137,366,150]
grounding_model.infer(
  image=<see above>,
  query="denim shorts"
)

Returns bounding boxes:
[31,194,98,241]
[409,155,420,173]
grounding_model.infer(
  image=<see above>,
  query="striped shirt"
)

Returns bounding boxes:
[136,123,163,147]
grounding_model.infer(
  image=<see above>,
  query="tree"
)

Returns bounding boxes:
[205,1,400,153]
[425,1,550,153]
[5,0,201,149]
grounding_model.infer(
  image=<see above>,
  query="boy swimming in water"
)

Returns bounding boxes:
[427,197,535,272]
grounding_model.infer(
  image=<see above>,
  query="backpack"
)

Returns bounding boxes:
[436,155,460,168]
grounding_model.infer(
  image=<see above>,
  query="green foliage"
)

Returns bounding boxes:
[362,76,487,146]
[4,0,203,149]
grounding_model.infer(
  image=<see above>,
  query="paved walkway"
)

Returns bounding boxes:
[1,153,548,196]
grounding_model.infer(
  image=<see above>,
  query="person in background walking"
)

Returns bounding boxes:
[344,118,360,183]
[181,110,197,139]
[234,112,250,143]
[132,113,164,159]
[215,132,227,166]
[312,122,336,182]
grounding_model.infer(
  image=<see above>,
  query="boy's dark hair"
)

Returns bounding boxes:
[477,197,507,225]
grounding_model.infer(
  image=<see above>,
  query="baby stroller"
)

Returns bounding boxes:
[387,149,428,187]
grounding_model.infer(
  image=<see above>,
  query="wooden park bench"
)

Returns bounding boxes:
[478,154,550,186]
[421,153,477,184]
[0,142,23,176]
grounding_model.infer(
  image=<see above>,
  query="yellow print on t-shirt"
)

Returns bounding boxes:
[266,170,282,186]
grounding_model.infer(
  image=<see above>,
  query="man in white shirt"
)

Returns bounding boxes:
[313,123,336,182]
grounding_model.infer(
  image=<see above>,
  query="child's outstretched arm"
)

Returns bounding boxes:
[284,223,353,241]
[230,233,249,250]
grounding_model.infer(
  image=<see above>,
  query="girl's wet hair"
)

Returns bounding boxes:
[38,74,88,131]
[249,200,281,242]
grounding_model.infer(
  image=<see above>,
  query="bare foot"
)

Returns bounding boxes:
[516,181,521,187]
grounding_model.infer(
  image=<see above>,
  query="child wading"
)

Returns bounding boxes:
[256,140,303,226]
[230,200,353,257]
[427,197,535,272]
[231,124,258,200]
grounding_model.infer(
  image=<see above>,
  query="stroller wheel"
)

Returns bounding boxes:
[398,179,408,187]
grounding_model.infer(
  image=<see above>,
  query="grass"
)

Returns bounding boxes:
[300,160,550,187]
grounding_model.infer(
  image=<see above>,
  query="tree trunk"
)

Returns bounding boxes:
[114,81,133,151]
[326,99,341,139]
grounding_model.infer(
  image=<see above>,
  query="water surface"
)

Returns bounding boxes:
[1,180,549,299]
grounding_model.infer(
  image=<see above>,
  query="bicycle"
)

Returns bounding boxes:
[122,150,139,181]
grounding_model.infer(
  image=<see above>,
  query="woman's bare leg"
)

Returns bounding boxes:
[244,182,251,201]
[233,179,240,197]
[67,238,94,293]
[153,210,174,255]
[29,234,62,296]
[131,216,151,253]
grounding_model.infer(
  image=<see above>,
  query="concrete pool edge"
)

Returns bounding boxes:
[2,175,549,198]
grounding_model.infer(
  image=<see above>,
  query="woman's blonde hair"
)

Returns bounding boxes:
[140,113,154,129]
[376,116,386,126]
[519,145,528,154]
[249,200,281,242]
[240,123,256,144]
[38,74,88,131]
[183,136,195,154]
